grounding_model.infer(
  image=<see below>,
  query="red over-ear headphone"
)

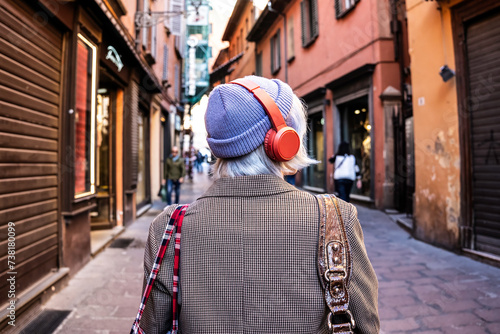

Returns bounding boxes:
[230,78,300,162]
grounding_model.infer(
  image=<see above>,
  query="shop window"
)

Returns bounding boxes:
[270,29,281,74]
[338,96,371,197]
[300,0,318,47]
[74,34,97,198]
[304,110,325,192]
[136,111,148,207]
[91,93,114,224]
[335,0,359,18]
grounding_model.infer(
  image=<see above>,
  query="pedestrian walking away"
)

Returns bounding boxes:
[131,76,379,334]
[164,146,185,205]
[329,142,362,203]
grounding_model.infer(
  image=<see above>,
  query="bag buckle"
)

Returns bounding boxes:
[327,310,356,333]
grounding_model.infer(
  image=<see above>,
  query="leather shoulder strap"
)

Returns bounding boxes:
[316,194,355,333]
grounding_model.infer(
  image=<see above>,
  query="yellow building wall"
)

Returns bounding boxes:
[406,0,464,249]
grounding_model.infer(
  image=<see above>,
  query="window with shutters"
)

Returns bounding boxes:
[162,44,169,81]
[174,64,180,100]
[240,28,244,52]
[287,15,295,61]
[256,51,262,76]
[141,0,156,64]
[270,29,281,74]
[75,34,97,198]
[335,0,358,18]
[169,0,183,36]
[245,18,249,49]
[301,0,319,48]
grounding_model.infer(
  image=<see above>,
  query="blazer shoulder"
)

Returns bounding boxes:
[320,194,358,233]
[148,204,178,239]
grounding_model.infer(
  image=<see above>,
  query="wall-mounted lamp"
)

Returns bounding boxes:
[439,65,455,82]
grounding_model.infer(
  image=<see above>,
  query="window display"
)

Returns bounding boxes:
[74,34,97,197]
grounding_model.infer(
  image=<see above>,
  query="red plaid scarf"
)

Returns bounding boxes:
[131,204,189,334]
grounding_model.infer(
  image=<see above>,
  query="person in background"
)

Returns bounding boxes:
[164,146,185,205]
[329,142,362,202]
[195,150,204,173]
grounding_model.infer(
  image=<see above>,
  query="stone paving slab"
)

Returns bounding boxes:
[40,171,500,333]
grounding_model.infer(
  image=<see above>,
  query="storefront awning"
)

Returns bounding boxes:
[94,0,162,93]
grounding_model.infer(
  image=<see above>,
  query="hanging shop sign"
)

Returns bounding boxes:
[187,36,198,97]
[106,46,124,72]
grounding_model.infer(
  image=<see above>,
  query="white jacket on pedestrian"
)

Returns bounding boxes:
[333,154,360,181]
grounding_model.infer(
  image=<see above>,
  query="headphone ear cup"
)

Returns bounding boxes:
[264,127,300,162]
[264,129,277,161]
[273,127,300,162]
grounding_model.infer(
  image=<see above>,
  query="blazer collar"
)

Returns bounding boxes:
[199,174,299,198]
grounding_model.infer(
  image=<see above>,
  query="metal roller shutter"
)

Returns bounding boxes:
[0,0,62,304]
[466,10,500,256]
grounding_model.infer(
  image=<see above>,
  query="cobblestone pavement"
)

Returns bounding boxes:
[360,207,500,334]
[41,169,500,333]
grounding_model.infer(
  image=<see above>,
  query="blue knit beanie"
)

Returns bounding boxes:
[205,76,295,158]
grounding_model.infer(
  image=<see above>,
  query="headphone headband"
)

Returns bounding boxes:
[228,78,300,162]
[229,78,287,131]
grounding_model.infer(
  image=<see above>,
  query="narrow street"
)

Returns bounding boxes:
[3,1,500,332]
[30,168,500,334]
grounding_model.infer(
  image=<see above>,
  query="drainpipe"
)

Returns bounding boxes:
[268,2,288,83]
[391,0,404,100]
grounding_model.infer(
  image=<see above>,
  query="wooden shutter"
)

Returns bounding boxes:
[270,37,275,73]
[311,0,319,39]
[174,64,180,100]
[163,44,168,81]
[170,0,184,36]
[334,0,341,18]
[300,1,307,47]
[124,81,139,189]
[0,0,62,304]
[277,29,281,71]
[466,11,500,256]
[256,52,262,76]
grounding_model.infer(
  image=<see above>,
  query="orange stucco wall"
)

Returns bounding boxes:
[406,0,462,249]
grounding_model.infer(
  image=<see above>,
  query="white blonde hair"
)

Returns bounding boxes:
[211,95,318,179]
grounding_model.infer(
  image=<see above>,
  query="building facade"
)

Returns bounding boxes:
[210,0,262,86]
[0,0,184,329]
[246,0,411,209]
[406,0,500,259]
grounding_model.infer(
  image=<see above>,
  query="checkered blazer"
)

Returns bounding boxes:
[141,175,379,334]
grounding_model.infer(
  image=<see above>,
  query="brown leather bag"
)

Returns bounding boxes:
[316,194,356,334]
